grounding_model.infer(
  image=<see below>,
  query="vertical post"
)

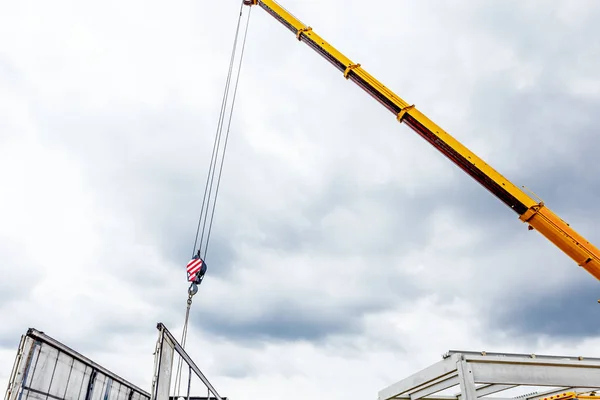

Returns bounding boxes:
[150,325,175,400]
[186,367,191,400]
[153,323,225,400]
[4,335,28,400]
[456,356,477,400]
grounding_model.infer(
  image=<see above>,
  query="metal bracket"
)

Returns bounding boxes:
[296,26,312,40]
[519,201,545,230]
[397,104,415,122]
[343,63,361,78]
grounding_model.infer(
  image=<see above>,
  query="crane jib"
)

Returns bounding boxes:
[254,1,530,215]
[292,30,531,215]
[342,69,531,215]
[402,114,530,215]
[247,0,600,283]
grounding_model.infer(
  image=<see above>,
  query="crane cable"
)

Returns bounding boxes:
[173,2,253,397]
[193,2,252,262]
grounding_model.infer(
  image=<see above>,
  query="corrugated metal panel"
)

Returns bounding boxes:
[4,329,150,400]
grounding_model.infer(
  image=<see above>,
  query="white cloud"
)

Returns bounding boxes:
[2,1,600,400]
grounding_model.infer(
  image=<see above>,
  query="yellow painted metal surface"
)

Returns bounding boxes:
[248,0,600,283]
[524,204,600,279]
[406,106,538,208]
[542,392,600,400]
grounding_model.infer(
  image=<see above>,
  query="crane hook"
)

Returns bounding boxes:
[188,282,198,297]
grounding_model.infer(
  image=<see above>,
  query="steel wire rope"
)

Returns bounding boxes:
[174,295,193,396]
[192,1,246,260]
[173,2,252,397]
[203,5,252,260]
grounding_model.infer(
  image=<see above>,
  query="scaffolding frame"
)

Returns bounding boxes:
[378,350,600,400]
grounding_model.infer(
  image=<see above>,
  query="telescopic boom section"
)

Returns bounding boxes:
[244,0,600,282]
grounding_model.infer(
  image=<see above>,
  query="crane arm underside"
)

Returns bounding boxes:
[248,0,600,281]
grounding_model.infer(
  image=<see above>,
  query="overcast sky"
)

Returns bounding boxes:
[1,1,600,399]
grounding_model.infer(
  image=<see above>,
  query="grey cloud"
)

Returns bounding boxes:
[0,278,22,307]
[56,326,158,356]
[494,276,600,338]
[461,70,600,337]
[185,178,520,344]
[121,0,600,347]
[194,292,393,343]
[0,241,43,305]
[432,158,600,339]
[473,0,600,60]
[469,71,600,174]
[116,79,600,343]
[212,359,257,380]
[182,181,440,344]
[3,2,600,397]
[203,307,362,343]
[0,327,26,353]
[182,179,467,343]
[0,336,20,350]
[252,176,432,255]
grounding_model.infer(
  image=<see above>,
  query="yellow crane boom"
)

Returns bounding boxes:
[243,0,600,282]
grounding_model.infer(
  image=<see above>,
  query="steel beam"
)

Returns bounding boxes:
[155,323,223,400]
[379,350,600,400]
[472,362,600,387]
[408,375,461,400]
[464,384,518,399]
[456,356,476,400]
[379,354,461,400]
[152,329,175,400]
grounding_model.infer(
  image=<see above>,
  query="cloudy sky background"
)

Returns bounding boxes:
[1,0,600,399]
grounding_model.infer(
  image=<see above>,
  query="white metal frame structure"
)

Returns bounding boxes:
[149,323,225,400]
[4,328,150,400]
[379,350,600,400]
